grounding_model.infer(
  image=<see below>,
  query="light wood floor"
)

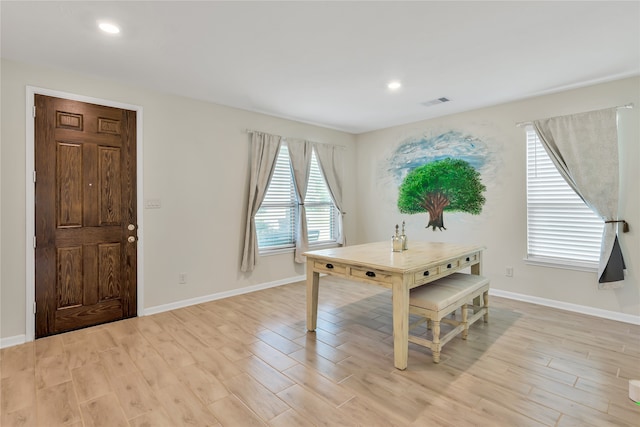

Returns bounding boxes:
[1,277,639,426]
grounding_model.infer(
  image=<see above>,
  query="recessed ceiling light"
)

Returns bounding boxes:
[387,81,402,90]
[98,22,120,34]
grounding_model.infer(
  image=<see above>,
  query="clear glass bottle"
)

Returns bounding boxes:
[392,224,403,252]
[401,221,408,250]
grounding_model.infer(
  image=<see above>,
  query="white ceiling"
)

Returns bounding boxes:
[2,1,639,134]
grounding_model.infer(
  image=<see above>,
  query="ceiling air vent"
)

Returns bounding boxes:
[421,97,450,107]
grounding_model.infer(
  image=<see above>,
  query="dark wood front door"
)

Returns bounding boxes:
[35,94,137,338]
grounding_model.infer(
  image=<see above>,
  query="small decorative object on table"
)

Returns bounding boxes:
[401,220,408,250]
[392,224,403,252]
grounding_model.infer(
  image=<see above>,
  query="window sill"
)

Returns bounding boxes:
[259,242,340,257]
[523,256,598,273]
[259,246,294,257]
[308,241,340,250]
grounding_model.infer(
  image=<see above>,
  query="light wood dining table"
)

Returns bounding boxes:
[304,241,485,370]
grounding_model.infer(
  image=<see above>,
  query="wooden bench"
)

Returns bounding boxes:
[408,272,490,363]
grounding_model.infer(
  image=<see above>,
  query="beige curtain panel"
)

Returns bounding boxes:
[241,132,282,272]
[288,139,313,263]
[315,143,345,245]
[533,108,626,288]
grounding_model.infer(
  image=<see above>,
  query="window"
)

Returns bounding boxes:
[255,144,296,249]
[526,129,604,268]
[305,150,338,243]
[255,143,337,251]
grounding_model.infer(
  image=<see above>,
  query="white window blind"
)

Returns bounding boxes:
[526,129,604,267]
[256,144,337,251]
[305,150,337,243]
[255,144,296,249]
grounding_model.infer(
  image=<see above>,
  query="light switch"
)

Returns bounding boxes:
[144,198,162,209]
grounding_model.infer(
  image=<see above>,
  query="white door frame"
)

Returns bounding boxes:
[25,86,145,342]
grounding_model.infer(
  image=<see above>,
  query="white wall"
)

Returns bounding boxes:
[355,77,640,317]
[0,59,358,340]
[2,59,638,343]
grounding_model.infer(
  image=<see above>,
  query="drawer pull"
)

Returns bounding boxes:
[366,271,376,278]
[326,263,334,269]
[466,257,470,262]
[447,263,452,269]
[423,271,430,276]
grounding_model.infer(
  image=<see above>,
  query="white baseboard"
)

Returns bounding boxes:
[143,275,306,316]
[1,334,26,349]
[1,276,305,348]
[490,288,640,325]
[5,280,635,348]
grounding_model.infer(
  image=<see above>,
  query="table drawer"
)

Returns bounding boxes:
[442,259,460,271]
[314,260,347,275]
[413,252,480,285]
[349,266,395,285]
[413,266,442,285]
[458,252,479,267]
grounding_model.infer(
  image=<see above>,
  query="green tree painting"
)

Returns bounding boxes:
[397,158,486,230]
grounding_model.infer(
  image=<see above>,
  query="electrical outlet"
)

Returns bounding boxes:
[178,273,187,284]
[506,267,513,277]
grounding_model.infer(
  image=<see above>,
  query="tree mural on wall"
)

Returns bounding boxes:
[397,158,486,230]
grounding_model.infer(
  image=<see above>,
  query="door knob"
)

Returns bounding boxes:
[127,224,136,231]
[127,236,136,243]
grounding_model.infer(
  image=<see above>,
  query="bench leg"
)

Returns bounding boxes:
[461,304,469,340]
[483,290,489,323]
[432,320,441,363]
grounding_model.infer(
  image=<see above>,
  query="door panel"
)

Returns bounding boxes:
[57,142,83,228]
[98,243,121,301]
[98,146,122,225]
[35,94,137,338]
[57,246,83,308]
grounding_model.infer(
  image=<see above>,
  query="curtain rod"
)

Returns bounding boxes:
[516,103,635,128]
[244,128,347,149]
[245,128,280,136]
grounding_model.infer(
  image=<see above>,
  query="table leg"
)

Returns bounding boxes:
[306,262,319,332]
[471,256,483,309]
[392,280,409,370]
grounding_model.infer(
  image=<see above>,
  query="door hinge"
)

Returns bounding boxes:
[33,171,37,183]
[33,302,37,314]
[32,105,36,118]
[33,236,37,248]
